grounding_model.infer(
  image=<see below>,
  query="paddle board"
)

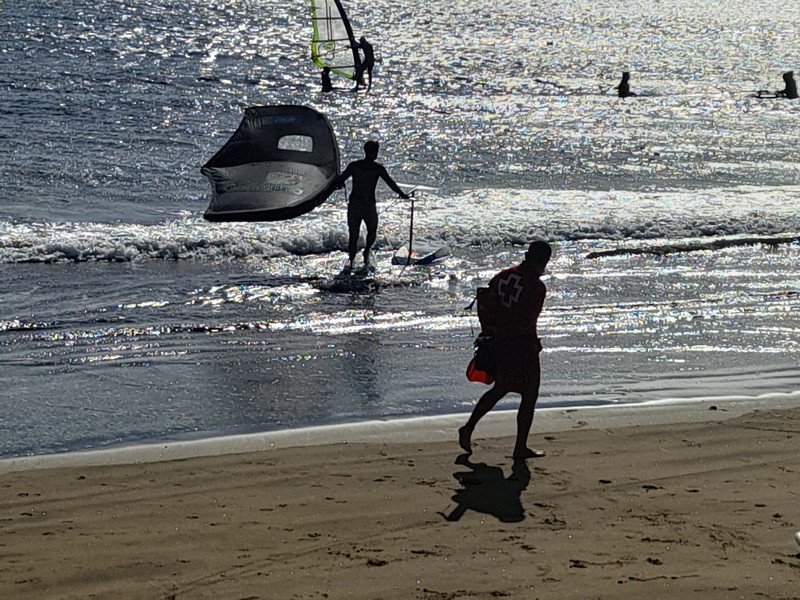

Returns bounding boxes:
[391,241,449,266]
[315,269,378,293]
[314,263,428,293]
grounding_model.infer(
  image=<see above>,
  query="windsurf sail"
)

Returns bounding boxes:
[201,105,340,222]
[310,0,360,79]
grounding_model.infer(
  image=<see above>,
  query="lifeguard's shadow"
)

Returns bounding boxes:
[440,454,531,523]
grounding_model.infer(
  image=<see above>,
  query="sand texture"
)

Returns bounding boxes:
[2,407,800,599]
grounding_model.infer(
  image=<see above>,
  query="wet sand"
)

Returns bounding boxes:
[2,400,799,599]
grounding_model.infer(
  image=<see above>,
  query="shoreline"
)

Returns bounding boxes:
[2,397,799,598]
[3,392,799,473]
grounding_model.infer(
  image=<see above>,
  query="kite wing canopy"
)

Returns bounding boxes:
[310,0,360,79]
[201,105,340,222]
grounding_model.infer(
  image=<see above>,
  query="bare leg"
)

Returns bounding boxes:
[347,234,358,270]
[363,211,378,268]
[352,66,365,91]
[460,384,507,453]
[512,393,542,458]
[512,362,542,458]
[347,212,361,271]
[457,425,473,454]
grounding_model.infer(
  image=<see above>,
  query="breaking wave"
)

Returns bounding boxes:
[3,185,800,263]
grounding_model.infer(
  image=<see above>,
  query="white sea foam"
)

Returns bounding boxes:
[3,185,800,263]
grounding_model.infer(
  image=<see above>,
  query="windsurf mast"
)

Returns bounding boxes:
[310,0,361,80]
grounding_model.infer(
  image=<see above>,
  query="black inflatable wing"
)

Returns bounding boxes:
[201,105,340,222]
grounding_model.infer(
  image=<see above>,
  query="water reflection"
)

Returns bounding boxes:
[342,333,383,405]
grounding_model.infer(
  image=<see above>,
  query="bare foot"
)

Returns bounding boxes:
[512,447,546,459]
[458,426,473,454]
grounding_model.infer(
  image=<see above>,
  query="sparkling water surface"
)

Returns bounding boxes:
[1,0,800,457]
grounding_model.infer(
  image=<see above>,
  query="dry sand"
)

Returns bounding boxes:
[2,401,799,599]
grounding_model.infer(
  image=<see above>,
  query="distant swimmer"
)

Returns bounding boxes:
[776,71,798,99]
[353,36,375,92]
[321,67,333,93]
[335,140,410,272]
[615,71,637,98]
[756,71,799,99]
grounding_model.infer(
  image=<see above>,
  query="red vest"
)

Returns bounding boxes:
[479,264,545,339]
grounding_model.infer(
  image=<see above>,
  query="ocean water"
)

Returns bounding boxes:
[2,0,800,458]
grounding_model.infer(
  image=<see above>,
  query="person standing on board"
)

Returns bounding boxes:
[353,36,375,92]
[615,71,637,98]
[776,71,798,99]
[459,241,552,459]
[335,140,410,272]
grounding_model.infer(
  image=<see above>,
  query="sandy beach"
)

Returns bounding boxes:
[2,400,799,599]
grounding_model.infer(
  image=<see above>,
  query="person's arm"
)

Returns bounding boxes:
[335,163,353,189]
[378,165,410,198]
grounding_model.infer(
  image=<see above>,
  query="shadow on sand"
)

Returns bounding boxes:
[440,454,531,523]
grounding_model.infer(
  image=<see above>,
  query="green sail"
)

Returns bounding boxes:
[310,0,360,79]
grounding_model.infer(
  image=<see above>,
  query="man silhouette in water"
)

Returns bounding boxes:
[321,67,333,93]
[354,36,375,92]
[459,241,552,459]
[616,71,637,98]
[336,140,409,272]
[776,71,798,99]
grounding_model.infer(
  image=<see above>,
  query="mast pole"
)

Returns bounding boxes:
[406,194,415,266]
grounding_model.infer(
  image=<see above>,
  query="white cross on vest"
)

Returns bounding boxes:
[497,273,523,308]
